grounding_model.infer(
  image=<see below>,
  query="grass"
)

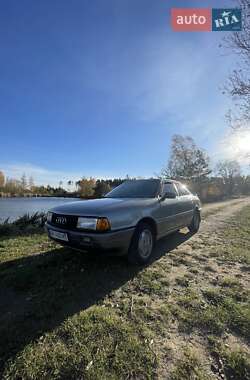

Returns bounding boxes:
[172,284,250,338]
[0,212,46,236]
[169,348,209,380]
[0,203,250,379]
[175,275,190,287]
[220,347,250,380]
[208,338,250,380]
[212,210,250,265]
[133,269,170,296]
[3,306,156,380]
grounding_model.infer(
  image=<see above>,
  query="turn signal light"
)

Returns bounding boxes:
[96,217,111,231]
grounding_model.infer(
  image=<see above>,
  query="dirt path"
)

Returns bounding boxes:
[202,196,250,219]
[199,196,250,231]
[154,196,250,379]
[164,196,250,292]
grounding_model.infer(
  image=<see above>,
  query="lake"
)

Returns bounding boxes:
[0,197,81,222]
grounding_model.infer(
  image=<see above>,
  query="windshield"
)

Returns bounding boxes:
[105,179,160,198]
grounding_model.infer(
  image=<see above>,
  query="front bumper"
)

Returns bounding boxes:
[45,222,135,255]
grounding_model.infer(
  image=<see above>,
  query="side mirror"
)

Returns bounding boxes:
[160,191,176,201]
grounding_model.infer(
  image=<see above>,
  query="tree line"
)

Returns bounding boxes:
[161,134,249,201]
[0,134,249,201]
[0,171,125,199]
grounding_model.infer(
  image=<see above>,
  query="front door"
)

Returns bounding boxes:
[175,183,194,227]
[155,182,180,238]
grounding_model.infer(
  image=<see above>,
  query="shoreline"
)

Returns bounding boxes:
[0,194,79,199]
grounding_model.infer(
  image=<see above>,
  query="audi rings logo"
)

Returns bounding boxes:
[55,216,67,224]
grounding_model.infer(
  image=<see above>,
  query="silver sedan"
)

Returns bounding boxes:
[45,179,201,264]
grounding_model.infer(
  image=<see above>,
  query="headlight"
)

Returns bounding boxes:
[77,217,97,230]
[77,217,110,231]
[47,212,53,223]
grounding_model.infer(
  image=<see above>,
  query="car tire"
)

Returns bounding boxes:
[127,222,155,265]
[188,209,201,233]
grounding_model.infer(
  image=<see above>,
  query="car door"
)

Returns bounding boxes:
[155,182,180,238]
[175,183,194,227]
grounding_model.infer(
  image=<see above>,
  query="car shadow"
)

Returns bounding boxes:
[0,229,193,373]
[152,229,194,262]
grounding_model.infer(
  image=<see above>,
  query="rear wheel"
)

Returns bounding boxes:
[128,222,155,264]
[188,210,200,233]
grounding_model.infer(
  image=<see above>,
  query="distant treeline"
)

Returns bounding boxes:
[0,172,126,199]
[1,171,250,203]
[0,134,249,202]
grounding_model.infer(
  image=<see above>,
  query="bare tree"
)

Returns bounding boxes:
[0,171,5,188]
[215,160,241,196]
[20,173,27,190]
[28,176,35,191]
[162,135,211,180]
[5,178,21,194]
[224,0,250,127]
[67,180,73,192]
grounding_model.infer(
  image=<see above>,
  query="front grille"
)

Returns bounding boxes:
[50,213,78,230]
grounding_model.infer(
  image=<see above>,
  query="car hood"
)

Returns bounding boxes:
[50,197,154,216]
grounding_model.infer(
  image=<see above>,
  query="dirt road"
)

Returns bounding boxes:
[155,197,250,379]
[202,196,250,229]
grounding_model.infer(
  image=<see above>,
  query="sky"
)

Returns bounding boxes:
[0,0,246,187]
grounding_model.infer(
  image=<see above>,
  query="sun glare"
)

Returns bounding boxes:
[222,129,250,164]
[236,133,250,152]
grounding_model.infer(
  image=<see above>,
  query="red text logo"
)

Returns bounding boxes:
[171,8,211,32]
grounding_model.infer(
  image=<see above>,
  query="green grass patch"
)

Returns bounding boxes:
[173,286,250,340]
[208,338,250,380]
[220,348,250,380]
[0,232,54,264]
[134,268,170,297]
[3,306,156,380]
[131,301,171,336]
[213,206,250,265]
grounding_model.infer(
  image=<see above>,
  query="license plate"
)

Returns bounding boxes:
[49,230,69,242]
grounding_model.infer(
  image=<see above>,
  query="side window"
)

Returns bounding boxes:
[176,183,191,196]
[162,182,177,196]
[182,186,191,195]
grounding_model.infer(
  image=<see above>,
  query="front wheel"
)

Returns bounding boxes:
[127,222,155,265]
[188,210,201,233]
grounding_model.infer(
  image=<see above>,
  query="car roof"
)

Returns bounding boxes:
[126,178,180,184]
[162,179,180,184]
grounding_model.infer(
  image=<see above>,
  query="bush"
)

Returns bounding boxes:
[0,212,46,236]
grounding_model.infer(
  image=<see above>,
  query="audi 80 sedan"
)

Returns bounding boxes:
[46,179,201,264]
